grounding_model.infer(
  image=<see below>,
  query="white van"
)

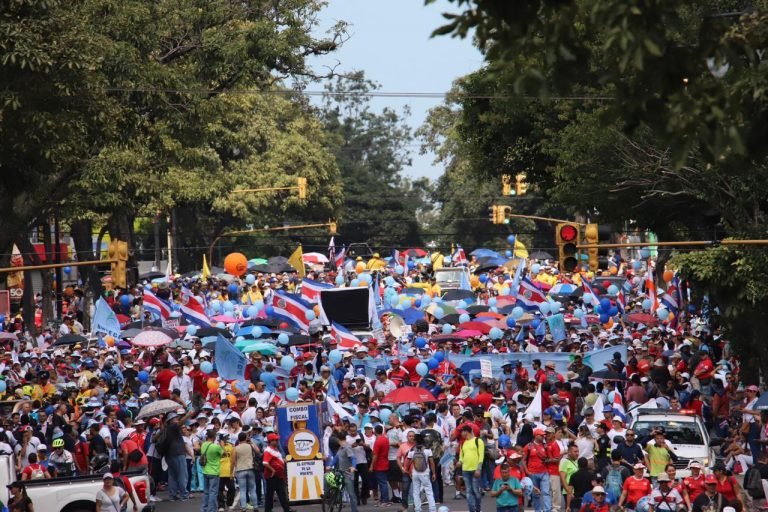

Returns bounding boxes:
[629,409,716,478]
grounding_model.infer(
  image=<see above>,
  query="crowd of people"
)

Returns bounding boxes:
[0,253,766,512]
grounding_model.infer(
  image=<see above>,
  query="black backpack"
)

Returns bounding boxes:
[744,466,765,498]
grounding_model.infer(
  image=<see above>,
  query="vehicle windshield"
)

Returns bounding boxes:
[633,420,705,445]
[435,270,464,284]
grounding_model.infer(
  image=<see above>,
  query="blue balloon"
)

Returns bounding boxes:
[247,306,258,318]
[505,250,512,258]
[531,264,541,275]
[507,234,516,245]
[490,307,498,313]
[551,301,562,313]
[265,305,274,316]
[223,301,234,311]
[388,295,399,306]
[120,294,131,307]
[432,296,442,304]
[235,336,244,343]
[277,333,290,345]
[350,279,360,287]
[285,387,299,401]
[640,248,651,259]
[228,283,239,296]
[574,309,585,319]
[539,302,551,315]
[335,275,345,285]
[379,408,392,424]
[187,325,198,336]
[385,276,395,286]
[407,260,415,269]
[599,313,609,323]
[657,307,669,320]
[632,261,642,271]
[531,317,541,329]
[607,285,619,296]
[200,362,213,374]
[402,299,412,309]
[600,298,612,311]
[211,300,222,313]
[433,351,445,362]
[63,266,72,274]
[413,299,421,308]
[608,306,619,317]
[442,324,453,334]
[395,265,404,275]
[415,336,427,349]
[583,293,594,305]
[137,370,150,383]
[433,307,444,318]
[498,434,511,449]
[329,350,343,365]
[488,297,497,307]
[427,358,439,370]
[479,274,488,284]
[506,316,516,328]
[251,326,263,338]
[281,356,296,371]
[245,274,256,285]
[489,327,503,340]
[416,363,429,376]
[642,299,652,310]
[512,307,524,320]
[216,322,226,329]
[305,310,316,321]
[459,313,471,324]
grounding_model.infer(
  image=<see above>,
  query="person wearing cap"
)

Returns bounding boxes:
[739,384,762,460]
[262,433,291,512]
[522,427,550,512]
[690,474,724,512]
[618,463,651,510]
[649,472,684,511]
[681,460,705,505]
[7,481,34,512]
[96,473,131,512]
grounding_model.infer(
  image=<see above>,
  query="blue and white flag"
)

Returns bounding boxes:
[214,334,248,380]
[93,297,121,338]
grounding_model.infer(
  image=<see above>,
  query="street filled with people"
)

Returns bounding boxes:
[0,248,766,512]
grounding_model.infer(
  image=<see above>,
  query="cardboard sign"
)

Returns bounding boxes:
[480,358,493,379]
[287,460,324,501]
[286,404,310,422]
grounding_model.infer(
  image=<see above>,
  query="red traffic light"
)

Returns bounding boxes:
[559,224,578,242]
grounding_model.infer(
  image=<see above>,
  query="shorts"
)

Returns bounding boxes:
[387,460,402,481]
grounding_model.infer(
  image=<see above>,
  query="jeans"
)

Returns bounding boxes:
[497,507,519,512]
[202,475,220,512]
[167,454,189,499]
[461,470,483,512]
[431,466,443,503]
[373,470,390,503]
[264,476,289,512]
[236,470,258,508]
[411,473,436,512]
[402,474,412,508]
[530,472,552,512]
[343,472,359,512]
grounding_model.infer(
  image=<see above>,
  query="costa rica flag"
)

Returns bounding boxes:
[272,291,312,332]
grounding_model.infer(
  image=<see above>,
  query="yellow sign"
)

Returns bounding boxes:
[287,459,324,501]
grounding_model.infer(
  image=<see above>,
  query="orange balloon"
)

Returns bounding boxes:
[224,253,248,276]
[609,266,618,275]
[207,378,219,391]
[663,270,674,282]
[313,305,320,316]
[603,318,614,329]
[355,262,365,274]
[105,336,115,347]
[470,276,480,288]
[226,394,236,407]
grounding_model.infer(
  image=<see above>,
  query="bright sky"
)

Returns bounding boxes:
[312,0,484,180]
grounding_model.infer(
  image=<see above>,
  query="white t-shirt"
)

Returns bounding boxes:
[374,379,397,396]
[575,436,595,460]
[248,390,274,410]
[407,446,433,476]
[650,487,684,511]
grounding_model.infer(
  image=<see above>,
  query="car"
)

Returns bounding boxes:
[434,267,471,291]
[629,409,716,478]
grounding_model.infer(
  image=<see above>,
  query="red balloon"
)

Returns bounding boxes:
[637,359,651,374]
[602,281,611,289]
[593,287,601,295]
[279,322,289,330]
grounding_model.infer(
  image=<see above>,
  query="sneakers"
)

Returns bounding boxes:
[149,496,160,502]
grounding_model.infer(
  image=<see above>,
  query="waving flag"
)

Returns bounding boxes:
[143,288,172,320]
[581,276,601,308]
[509,258,526,297]
[334,245,346,270]
[515,277,547,310]
[328,237,336,270]
[93,297,121,338]
[616,289,626,315]
[452,244,468,266]
[330,322,362,350]
[214,334,248,380]
[272,291,312,332]
[300,278,334,303]
[180,286,212,327]
[392,248,401,267]
[661,277,680,312]
[645,269,658,312]
[612,390,626,420]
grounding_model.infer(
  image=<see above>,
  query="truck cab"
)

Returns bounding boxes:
[434,267,471,291]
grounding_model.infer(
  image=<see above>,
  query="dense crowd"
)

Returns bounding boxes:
[0,255,766,512]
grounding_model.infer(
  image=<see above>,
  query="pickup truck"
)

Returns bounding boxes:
[0,455,153,512]
[434,267,471,291]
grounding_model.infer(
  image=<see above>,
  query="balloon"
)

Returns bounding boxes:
[488,298,497,307]
[329,350,343,365]
[609,266,618,275]
[607,285,619,296]
[583,293,594,304]
[281,356,296,371]
[251,326,263,338]
[442,324,453,334]
[608,306,619,317]
[379,409,392,424]
[498,434,511,449]
[207,378,219,391]
[277,333,290,345]
[512,307,524,320]
[479,274,488,284]
[265,305,274,316]
[105,336,115,347]
[505,250,512,258]
[63,266,72,274]
[395,265,404,275]
[415,336,427,349]
[137,371,149,383]
[355,262,365,274]
[243,273,255,285]
[224,252,248,276]
[211,300,222,313]
[120,294,131,307]
[506,316,516,328]
[228,283,240,297]
[657,307,669,320]
[427,358,439,370]
[416,363,429,376]
[216,322,226,329]
[600,298,611,311]
[433,351,445,362]
[500,286,510,296]
[200,361,214,374]
[402,299,412,309]
[604,318,614,329]
[633,261,642,271]
[531,264,541,275]
[335,275,345,285]
[235,336,245,344]
[642,299,652,310]
[187,325,198,336]
[433,307,444,318]
[305,310,316,321]
[550,301,562,313]
[223,301,234,311]
[458,313,470,324]
[599,313,609,323]
[432,296,442,303]
[470,276,480,288]
[225,394,236,407]
[286,387,299,401]
[246,306,258,318]
[506,234,516,245]
[539,302,550,315]
[663,270,674,282]
[350,279,360,287]
[640,248,651,259]
[489,327,503,340]
[531,317,541,329]
[574,309,584,319]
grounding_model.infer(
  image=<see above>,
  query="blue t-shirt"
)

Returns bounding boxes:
[260,372,278,393]
[492,477,522,507]
[613,442,644,465]
[581,490,618,506]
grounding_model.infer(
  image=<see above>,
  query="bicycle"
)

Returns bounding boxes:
[324,469,346,512]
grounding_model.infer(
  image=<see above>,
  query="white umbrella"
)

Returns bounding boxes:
[132,330,173,347]
[302,252,329,264]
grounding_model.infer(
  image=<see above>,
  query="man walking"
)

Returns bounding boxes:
[405,433,437,512]
[458,425,484,512]
[200,429,223,512]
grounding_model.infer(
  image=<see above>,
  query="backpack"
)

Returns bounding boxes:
[422,428,443,461]
[28,464,45,480]
[744,466,765,498]
[605,466,625,497]
[200,442,212,467]
[411,446,429,473]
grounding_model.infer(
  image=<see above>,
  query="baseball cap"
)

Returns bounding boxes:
[689,461,703,469]
[103,473,114,480]
[267,433,280,442]
[633,463,645,470]
[533,428,545,436]
[705,475,717,484]
[591,486,605,494]
[363,423,374,430]
[656,474,671,482]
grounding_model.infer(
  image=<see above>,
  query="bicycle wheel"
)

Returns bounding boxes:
[325,487,340,512]
[329,486,345,512]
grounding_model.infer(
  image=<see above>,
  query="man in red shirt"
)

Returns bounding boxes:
[154,361,176,399]
[369,424,391,505]
[262,433,290,512]
[187,360,208,402]
[681,460,706,504]
[401,349,421,384]
[469,382,493,410]
[693,352,715,390]
[387,359,410,388]
[522,428,551,511]
[545,427,562,508]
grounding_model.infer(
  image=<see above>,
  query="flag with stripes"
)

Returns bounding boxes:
[334,245,346,270]
[515,277,547,310]
[451,244,468,266]
[272,291,312,332]
[300,278,334,303]
[645,269,658,312]
[328,237,336,270]
[617,289,626,315]
[143,288,172,320]
[330,322,362,350]
[179,286,212,327]
[581,276,601,308]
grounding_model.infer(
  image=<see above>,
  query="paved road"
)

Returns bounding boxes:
[157,488,509,512]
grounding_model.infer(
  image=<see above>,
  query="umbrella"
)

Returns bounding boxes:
[116,314,131,325]
[302,252,329,264]
[440,313,461,325]
[430,334,467,343]
[474,262,502,274]
[242,342,278,356]
[240,318,283,328]
[426,303,458,318]
[476,311,504,320]
[123,319,163,330]
[0,332,18,340]
[211,315,238,324]
[403,248,427,258]
[269,256,289,264]
[442,289,475,302]
[251,262,294,274]
[455,329,483,338]
[52,333,87,346]
[136,399,184,419]
[195,327,232,339]
[235,325,273,338]
[529,250,555,260]
[498,305,517,315]
[132,330,174,347]
[476,256,508,267]
[466,305,490,315]
[394,308,424,325]
[589,369,628,381]
[248,258,268,268]
[550,283,579,295]
[139,271,166,281]
[215,273,236,282]
[754,391,768,410]
[457,321,491,334]
[381,386,437,404]
[495,296,516,307]
[120,328,142,339]
[625,313,658,325]
[470,248,502,258]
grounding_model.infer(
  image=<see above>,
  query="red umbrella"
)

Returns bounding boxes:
[475,311,503,320]
[457,321,491,334]
[403,248,427,257]
[382,386,437,404]
[455,329,483,338]
[116,314,131,325]
[626,312,658,325]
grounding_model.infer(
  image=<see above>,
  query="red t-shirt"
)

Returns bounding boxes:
[546,441,561,475]
[682,474,706,502]
[263,448,286,479]
[22,463,46,479]
[471,392,493,411]
[121,438,148,468]
[715,475,738,502]
[694,357,714,380]
[622,476,652,505]
[372,435,390,472]
[155,369,177,398]
[523,442,548,474]
[402,358,421,384]
[188,369,208,396]
[388,368,410,387]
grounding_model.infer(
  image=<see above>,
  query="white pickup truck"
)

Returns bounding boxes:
[0,455,153,512]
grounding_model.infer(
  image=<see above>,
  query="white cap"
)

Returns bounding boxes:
[147,386,158,392]
[592,486,605,494]
[363,423,373,429]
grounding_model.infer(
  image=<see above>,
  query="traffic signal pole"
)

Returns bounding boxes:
[576,240,768,249]
[0,259,117,273]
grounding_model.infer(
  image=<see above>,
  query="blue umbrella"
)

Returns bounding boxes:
[755,391,768,410]
[471,248,502,258]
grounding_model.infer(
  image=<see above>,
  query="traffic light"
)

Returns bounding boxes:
[515,173,528,196]
[107,239,128,288]
[489,205,500,224]
[297,177,307,199]
[489,205,512,224]
[584,223,599,271]
[502,175,513,196]
[328,220,337,235]
[556,223,580,272]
